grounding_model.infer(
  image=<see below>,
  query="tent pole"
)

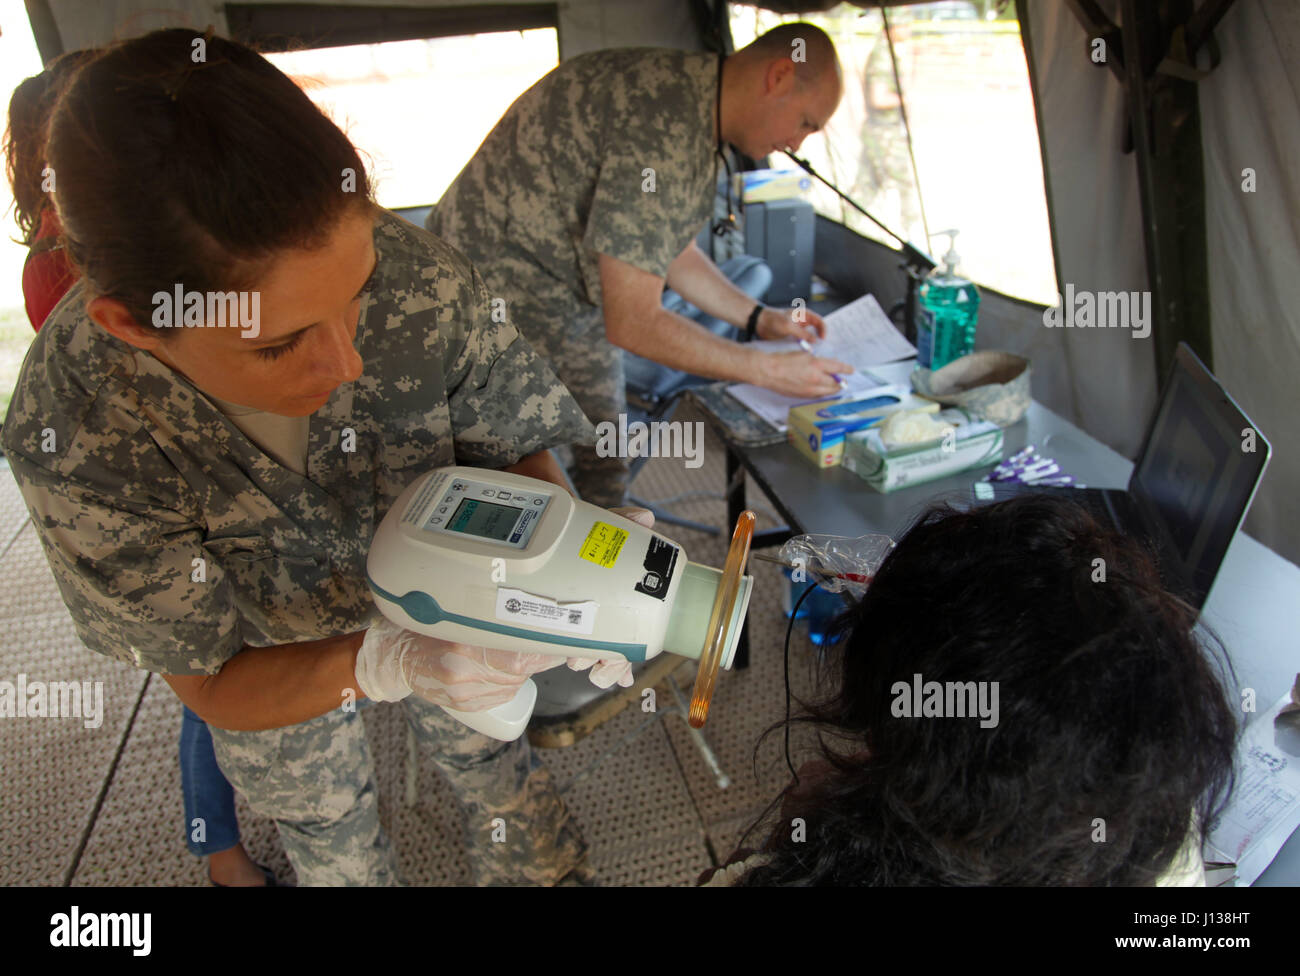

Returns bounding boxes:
[1118,0,1216,376]
[23,0,64,64]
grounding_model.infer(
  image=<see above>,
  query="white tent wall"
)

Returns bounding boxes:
[1197,0,1300,567]
[1026,0,1297,566]
[39,0,705,58]
[1022,0,1158,467]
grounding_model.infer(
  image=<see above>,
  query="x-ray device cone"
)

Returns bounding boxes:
[367,467,756,740]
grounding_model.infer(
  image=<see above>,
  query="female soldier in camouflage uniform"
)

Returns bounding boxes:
[2,28,602,886]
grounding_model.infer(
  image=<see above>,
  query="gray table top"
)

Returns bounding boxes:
[739,398,1130,539]
[721,361,1300,885]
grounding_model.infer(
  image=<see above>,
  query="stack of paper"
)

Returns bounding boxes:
[1204,688,1300,885]
[725,294,917,432]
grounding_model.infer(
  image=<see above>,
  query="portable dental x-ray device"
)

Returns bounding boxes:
[367,467,756,740]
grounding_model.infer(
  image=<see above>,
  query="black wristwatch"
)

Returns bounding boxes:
[744,303,765,342]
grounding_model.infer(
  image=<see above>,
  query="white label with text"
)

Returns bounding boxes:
[495,588,597,635]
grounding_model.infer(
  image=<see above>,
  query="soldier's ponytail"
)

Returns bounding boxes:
[46,27,373,330]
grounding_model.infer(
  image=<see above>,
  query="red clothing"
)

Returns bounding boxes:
[22,208,78,331]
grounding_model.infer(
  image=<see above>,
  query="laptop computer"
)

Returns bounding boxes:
[972,343,1271,614]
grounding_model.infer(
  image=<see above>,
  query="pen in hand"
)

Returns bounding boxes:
[798,338,849,391]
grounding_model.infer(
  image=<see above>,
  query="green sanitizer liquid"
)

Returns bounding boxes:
[917,230,980,371]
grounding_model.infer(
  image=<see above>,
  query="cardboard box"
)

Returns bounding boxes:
[843,407,1003,492]
[787,386,940,468]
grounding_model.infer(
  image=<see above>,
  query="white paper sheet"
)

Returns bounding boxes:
[1204,691,1300,886]
[724,373,887,431]
[751,293,917,371]
[725,294,917,431]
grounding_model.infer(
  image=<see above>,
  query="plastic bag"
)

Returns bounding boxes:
[776,534,896,597]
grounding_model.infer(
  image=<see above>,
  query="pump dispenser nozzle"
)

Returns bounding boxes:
[934,228,961,275]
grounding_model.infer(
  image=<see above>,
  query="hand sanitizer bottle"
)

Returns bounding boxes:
[917,230,980,371]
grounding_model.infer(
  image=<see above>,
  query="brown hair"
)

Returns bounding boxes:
[4,49,99,246]
[46,28,373,329]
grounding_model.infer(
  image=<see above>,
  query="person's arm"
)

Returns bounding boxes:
[165,449,570,729]
[600,251,849,399]
[1,461,369,735]
[160,451,569,731]
[663,241,827,343]
[663,241,765,331]
[163,632,367,732]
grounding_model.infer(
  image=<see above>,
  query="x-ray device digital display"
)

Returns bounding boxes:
[368,467,755,740]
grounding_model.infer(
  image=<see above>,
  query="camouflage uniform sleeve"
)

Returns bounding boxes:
[6,457,244,675]
[582,80,711,278]
[444,261,596,466]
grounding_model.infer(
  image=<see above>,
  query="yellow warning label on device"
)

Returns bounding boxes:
[579,521,627,569]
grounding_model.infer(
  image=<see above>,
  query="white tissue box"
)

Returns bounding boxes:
[843,408,1003,493]
[786,386,938,469]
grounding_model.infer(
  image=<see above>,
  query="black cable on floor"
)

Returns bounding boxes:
[784,582,821,784]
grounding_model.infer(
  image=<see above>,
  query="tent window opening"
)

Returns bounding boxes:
[266,30,559,210]
[729,1,1057,305]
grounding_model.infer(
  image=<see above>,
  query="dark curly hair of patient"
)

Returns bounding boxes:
[735,494,1238,886]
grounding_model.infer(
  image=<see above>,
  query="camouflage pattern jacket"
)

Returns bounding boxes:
[1,211,594,675]
[429,47,720,318]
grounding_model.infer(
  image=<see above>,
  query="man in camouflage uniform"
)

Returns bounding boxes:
[3,210,597,885]
[429,24,848,507]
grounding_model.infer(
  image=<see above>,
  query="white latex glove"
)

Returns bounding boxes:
[565,505,654,690]
[566,656,637,689]
[356,616,566,710]
[879,408,955,448]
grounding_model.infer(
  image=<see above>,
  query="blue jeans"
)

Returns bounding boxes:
[623,254,773,405]
[180,705,242,856]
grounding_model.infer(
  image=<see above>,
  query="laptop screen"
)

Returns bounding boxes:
[1130,345,1270,610]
